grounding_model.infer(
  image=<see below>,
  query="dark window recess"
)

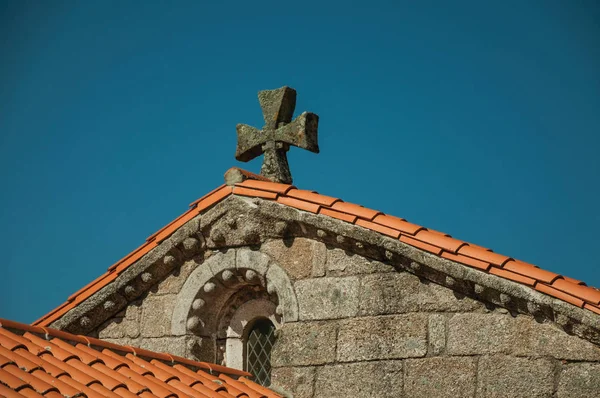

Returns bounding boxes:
[245,319,276,386]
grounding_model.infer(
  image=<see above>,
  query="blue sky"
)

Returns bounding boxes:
[1,1,599,323]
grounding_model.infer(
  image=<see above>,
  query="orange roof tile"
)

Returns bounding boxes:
[33,169,600,327]
[356,219,401,239]
[232,186,279,200]
[285,189,339,207]
[372,214,424,235]
[276,196,321,214]
[0,319,281,398]
[318,207,357,223]
[413,230,466,253]
[489,267,537,286]
[329,201,382,220]
[441,252,491,271]
[400,235,444,255]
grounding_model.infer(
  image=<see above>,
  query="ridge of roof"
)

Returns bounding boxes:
[0,318,283,398]
[33,168,600,327]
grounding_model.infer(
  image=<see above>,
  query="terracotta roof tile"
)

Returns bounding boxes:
[189,184,232,208]
[563,276,586,286]
[195,186,233,211]
[33,167,600,330]
[171,364,224,391]
[0,346,39,371]
[0,384,23,398]
[150,209,201,244]
[356,219,400,238]
[426,229,452,237]
[457,245,513,267]
[33,186,238,327]
[414,230,466,253]
[33,302,76,327]
[18,387,46,398]
[218,374,266,398]
[502,260,561,284]
[38,353,97,386]
[167,378,211,398]
[31,369,81,397]
[0,318,280,398]
[95,364,148,394]
[467,243,492,251]
[551,278,600,305]
[125,354,178,382]
[584,303,600,315]
[318,207,357,223]
[441,252,491,271]
[233,186,279,200]
[236,179,295,194]
[0,367,30,390]
[535,284,586,308]
[0,352,12,367]
[2,365,59,395]
[285,189,340,207]
[76,343,127,370]
[239,377,282,398]
[330,201,382,220]
[22,333,78,362]
[88,383,124,398]
[276,196,321,214]
[489,267,537,286]
[190,382,235,398]
[372,214,424,235]
[68,271,117,301]
[150,359,197,386]
[400,235,443,255]
[0,329,32,352]
[117,367,172,397]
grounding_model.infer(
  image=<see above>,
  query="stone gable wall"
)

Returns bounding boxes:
[96,237,600,398]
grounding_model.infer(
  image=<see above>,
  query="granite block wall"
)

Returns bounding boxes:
[96,238,600,397]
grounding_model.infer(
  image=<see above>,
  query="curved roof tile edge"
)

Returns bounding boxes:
[33,168,600,326]
[1,318,251,378]
[0,318,285,398]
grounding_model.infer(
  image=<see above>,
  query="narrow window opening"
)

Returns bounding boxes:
[245,318,276,386]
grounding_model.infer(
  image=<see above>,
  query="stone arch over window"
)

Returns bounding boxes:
[171,248,296,368]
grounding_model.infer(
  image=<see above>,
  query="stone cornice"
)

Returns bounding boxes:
[48,195,600,346]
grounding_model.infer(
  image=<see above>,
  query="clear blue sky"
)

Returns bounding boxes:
[1,1,599,323]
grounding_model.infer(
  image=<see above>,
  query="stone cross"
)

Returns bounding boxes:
[235,86,319,184]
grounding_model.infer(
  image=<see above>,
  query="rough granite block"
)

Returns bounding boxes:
[295,276,359,320]
[140,294,176,338]
[271,321,337,366]
[405,357,476,398]
[314,361,403,398]
[261,238,327,279]
[477,356,554,398]
[337,314,428,361]
[557,363,600,398]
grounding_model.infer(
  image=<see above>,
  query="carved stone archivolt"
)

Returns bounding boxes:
[171,248,295,368]
[54,193,600,349]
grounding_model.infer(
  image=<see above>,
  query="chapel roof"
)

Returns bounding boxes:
[33,168,600,329]
[0,318,281,398]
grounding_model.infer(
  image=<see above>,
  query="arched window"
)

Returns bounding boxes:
[245,318,276,386]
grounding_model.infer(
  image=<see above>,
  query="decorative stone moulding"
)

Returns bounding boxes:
[48,218,205,335]
[171,248,298,338]
[47,193,600,347]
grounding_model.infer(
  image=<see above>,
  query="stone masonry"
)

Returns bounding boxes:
[96,237,600,398]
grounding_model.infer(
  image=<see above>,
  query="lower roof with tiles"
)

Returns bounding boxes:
[33,168,600,328]
[0,318,281,398]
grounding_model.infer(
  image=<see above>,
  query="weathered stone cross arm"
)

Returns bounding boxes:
[235,86,319,184]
